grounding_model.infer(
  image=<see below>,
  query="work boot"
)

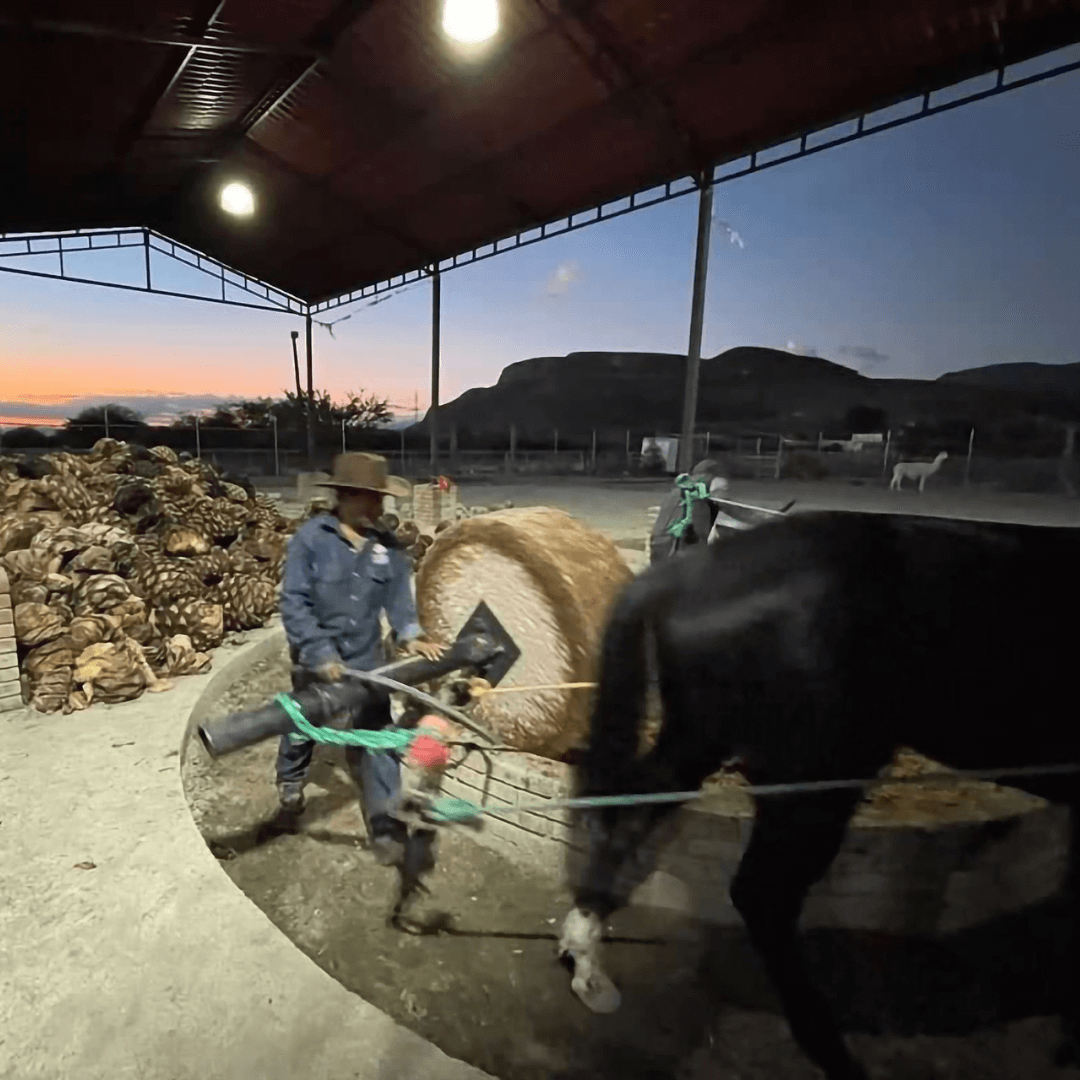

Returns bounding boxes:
[368,814,409,866]
[276,781,306,814]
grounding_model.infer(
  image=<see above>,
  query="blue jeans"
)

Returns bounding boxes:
[275,663,401,828]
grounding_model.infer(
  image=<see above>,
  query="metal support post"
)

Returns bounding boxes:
[678,173,714,474]
[290,330,302,398]
[305,313,315,468]
[430,266,441,471]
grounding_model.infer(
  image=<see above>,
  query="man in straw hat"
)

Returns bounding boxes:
[279,453,443,865]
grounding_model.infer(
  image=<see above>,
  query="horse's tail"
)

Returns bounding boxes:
[579,576,656,797]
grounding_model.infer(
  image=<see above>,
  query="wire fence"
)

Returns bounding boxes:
[1,420,1075,494]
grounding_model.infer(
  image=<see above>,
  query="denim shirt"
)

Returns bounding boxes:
[280,514,423,672]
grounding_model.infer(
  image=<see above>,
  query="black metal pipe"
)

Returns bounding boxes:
[197,627,506,758]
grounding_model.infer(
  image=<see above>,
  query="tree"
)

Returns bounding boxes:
[64,404,148,448]
[1,426,58,450]
[171,391,390,434]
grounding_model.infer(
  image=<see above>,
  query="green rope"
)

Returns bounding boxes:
[666,474,709,540]
[424,762,1080,824]
[275,693,417,751]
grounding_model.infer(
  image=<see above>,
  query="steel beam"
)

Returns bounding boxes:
[242,140,436,267]
[531,0,704,173]
[0,16,322,57]
[310,53,1080,312]
[111,0,229,166]
[4,51,1078,319]
[0,226,303,313]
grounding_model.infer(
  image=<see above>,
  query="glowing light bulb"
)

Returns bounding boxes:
[220,182,255,216]
[442,0,498,45]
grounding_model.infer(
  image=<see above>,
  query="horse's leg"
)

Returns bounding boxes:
[559,810,631,1015]
[560,798,680,1014]
[559,905,622,1013]
[730,789,868,1080]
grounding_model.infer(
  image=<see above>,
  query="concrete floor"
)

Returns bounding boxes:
[0,625,491,1080]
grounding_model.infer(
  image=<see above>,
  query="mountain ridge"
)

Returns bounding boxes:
[412,348,1076,441]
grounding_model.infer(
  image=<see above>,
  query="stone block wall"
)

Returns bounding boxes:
[0,568,24,714]
[438,746,1070,936]
[439,748,575,875]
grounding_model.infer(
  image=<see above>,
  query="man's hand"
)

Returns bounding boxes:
[315,659,346,683]
[403,638,444,662]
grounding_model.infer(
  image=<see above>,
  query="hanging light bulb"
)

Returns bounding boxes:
[442,0,499,45]
[220,182,255,216]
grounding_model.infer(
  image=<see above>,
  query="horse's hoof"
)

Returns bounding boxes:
[570,970,621,1014]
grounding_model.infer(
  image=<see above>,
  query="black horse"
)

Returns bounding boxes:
[559,510,1080,1080]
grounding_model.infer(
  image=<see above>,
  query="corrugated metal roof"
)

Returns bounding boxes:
[2,0,1079,304]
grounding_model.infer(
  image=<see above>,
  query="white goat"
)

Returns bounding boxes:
[890,451,948,493]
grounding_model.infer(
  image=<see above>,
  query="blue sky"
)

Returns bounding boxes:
[2,46,1079,426]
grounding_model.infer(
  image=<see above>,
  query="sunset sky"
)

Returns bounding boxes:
[2,48,1080,429]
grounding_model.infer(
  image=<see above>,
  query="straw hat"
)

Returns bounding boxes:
[316,453,411,499]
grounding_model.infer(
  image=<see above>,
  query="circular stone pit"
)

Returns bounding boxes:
[182,631,1074,1070]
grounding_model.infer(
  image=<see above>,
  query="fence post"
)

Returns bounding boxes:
[882,430,892,479]
[965,427,975,487]
[272,415,280,477]
[626,429,631,465]
[755,437,761,458]
[554,428,559,454]
[774,436,783,480]
[510,424,517,470]
[817,431,823,452]
[195,415,201,460]
[591,429,597,470]
[341,417,346,455]
[103,406,110,441]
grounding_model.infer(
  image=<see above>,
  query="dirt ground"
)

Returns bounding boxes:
[184,644,1078,1080]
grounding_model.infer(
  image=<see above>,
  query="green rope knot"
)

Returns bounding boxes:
[275,693,417,751]
[425,797,485,823]
[666,473,710,540]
